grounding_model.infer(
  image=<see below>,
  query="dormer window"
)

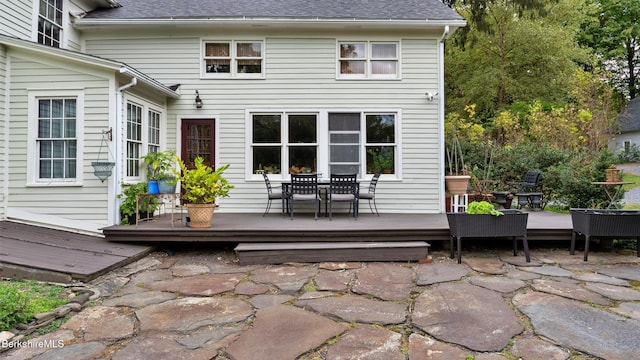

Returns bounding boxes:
[37,0,63,47]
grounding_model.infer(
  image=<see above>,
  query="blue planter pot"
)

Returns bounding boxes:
[147,180,160,194]
[158,178,177,194]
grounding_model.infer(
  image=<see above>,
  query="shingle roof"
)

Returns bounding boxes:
[618,97,640,133]
[83,0,464,21]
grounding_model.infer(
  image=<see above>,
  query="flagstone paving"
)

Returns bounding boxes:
[2,247,640,360]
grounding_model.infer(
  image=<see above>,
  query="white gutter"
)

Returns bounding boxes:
[75,17,467,28]
[438,25,450,212]
[114,71,137,224]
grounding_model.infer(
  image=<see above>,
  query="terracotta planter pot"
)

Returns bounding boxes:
[445,175,470,195]
[187,203,215,228]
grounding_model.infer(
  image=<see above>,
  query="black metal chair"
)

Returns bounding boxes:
[327,174,358,220]
[289,173,320,220]
[512,171,542,193]
[261,173,285,216]
[357,172,381,216]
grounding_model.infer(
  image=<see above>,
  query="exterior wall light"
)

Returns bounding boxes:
[195,90,203,108]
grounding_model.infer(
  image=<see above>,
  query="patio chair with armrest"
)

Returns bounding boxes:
[354,172,380,216]
[508,171,543,209]
[261,173,285,216]
[289,173,321,220]
[510,171,542,193]
[327,173,359,220]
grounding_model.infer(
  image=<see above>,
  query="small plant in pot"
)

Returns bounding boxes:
[141,150,177,194]
[174,156,234,228]
[118,182,158,225]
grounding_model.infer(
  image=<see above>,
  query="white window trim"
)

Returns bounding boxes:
[27,90,84,186]
[245,108,402,181]
[201,39,266,79]
[123,95,166,183]
[336,40,402,80]
[32,0,68,48]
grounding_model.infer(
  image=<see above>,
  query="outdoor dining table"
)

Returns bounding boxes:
[281,176,359,216]
[590,181,633,209]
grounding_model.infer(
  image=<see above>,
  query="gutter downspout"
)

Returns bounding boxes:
[438,26,450,212]
[114,71,137,224]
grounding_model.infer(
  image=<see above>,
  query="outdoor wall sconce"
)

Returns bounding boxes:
[195,90,203,109]
[426,92,438,101]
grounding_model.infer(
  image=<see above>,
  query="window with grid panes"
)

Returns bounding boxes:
[148,110,160,154]
[38,0,63,47]
[338,42,399,79]
[126,103,143,177]
[204,41,263,77]
[37,98,77,179]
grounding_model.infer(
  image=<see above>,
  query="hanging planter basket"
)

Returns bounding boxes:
[92,128,115,182]
[92,161,115,182]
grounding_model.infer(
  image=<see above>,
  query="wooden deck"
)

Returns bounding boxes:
[102,211,574,243]
[0,211,573,279]
[0,221,154,283]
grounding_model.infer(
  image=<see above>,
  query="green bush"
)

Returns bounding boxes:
[461,142,617,209]
[615,144,640,163]
[0,280,68,331]
[0,285,30,330]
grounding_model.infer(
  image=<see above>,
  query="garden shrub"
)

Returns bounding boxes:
[615,144,640,163]
[461,141,617,209]
[0,280,68,331]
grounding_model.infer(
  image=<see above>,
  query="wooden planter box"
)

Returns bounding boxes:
[447,210,530,264]
[570,208,640,261]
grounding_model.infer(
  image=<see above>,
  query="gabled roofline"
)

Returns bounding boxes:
[0,34,179,99]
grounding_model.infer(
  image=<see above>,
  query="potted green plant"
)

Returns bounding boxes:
[174,156,233,228]
[447,201,529,264]
[141,150,177,194]
[117,182,158,225]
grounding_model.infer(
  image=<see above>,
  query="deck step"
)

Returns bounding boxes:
[234,241,430,265]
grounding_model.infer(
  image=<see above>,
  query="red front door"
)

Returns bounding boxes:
[180,119,216,169]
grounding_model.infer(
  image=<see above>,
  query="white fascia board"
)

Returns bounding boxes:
[74,17,467,29]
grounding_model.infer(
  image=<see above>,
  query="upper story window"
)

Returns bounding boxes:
[37,0,63,47]
[203,41,264,78]
[338,42,399,79]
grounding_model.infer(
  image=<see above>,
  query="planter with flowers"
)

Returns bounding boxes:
[174,156,233,228]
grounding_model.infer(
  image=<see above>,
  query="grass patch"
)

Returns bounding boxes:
[622,171,640,191]
[0,279,68,331]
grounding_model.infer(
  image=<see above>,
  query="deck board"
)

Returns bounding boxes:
[0,221,154,282]
[103,211,573,243]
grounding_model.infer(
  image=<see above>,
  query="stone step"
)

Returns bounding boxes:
[235,241,430,265]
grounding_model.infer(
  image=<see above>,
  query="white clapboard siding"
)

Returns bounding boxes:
[0,0,32,40]
[82,30,443,213]
[7,53,116,226]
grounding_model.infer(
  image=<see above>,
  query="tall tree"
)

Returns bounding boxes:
[442,0,555,46]
[445,0,586,119]
[578,0,640,99]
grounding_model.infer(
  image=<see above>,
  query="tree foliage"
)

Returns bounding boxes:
[445,0,587,119]
[578,0,640,99]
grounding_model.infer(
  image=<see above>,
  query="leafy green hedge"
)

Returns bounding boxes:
[462,142,617,209]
